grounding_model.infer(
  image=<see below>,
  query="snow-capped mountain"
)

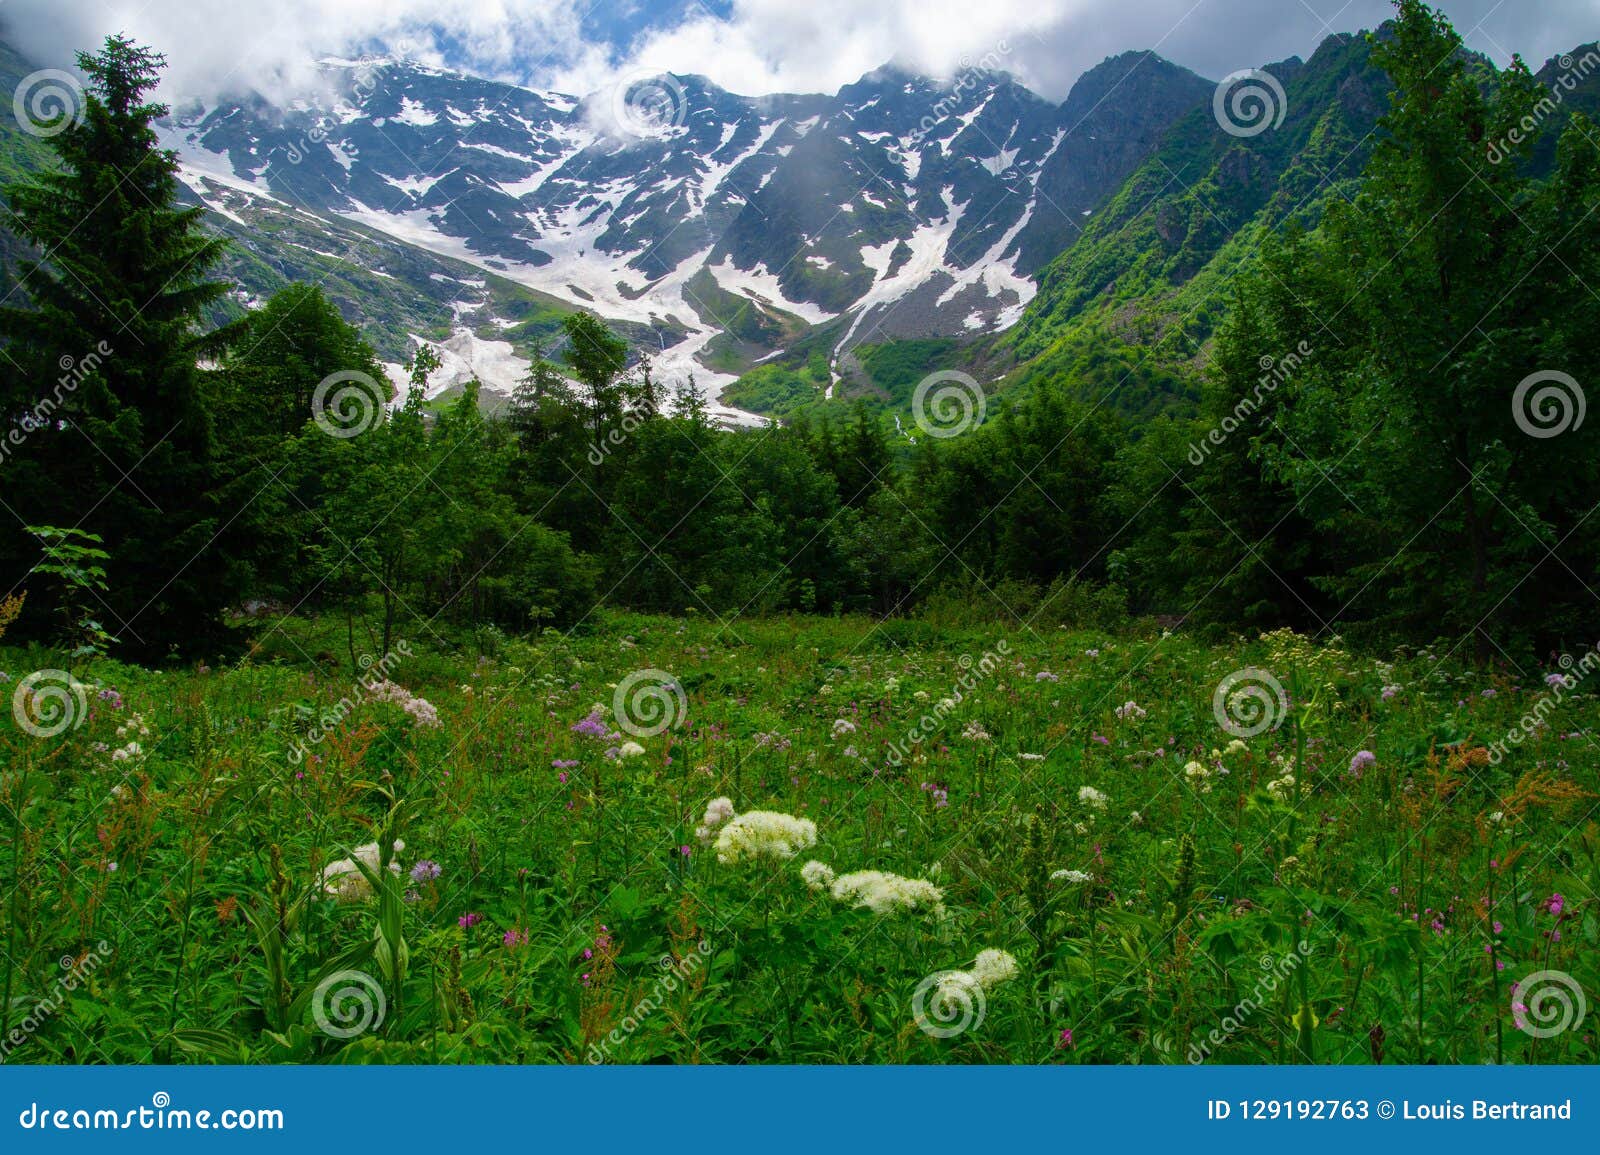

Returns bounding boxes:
[158,51,1211,408]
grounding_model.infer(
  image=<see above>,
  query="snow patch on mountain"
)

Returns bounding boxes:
[833,185,966,355]
[385,326,529,405]
[708,259,837,325]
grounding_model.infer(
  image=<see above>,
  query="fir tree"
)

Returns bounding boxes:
[0,36,238,657]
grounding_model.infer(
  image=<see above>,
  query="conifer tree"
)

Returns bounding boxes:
[0,35,237,657]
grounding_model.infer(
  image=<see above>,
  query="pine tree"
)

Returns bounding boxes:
[0,36,238,658]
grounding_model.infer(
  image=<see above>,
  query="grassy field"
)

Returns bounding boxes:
[2,612,1596,1064]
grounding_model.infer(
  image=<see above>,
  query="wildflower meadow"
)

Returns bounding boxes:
[3,612,1595,1065]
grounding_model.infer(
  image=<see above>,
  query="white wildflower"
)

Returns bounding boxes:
[695,796,736,844]
[800,860,837,891]
[1051,869,1093,884]
[320,839,404,902]
[970,948,1019,989]
[828,869,944,916]
[714,810,818,864]
[1183,760,1214,794]
[1077,785,1109,811]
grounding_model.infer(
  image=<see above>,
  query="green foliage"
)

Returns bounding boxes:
[22,525,116,658]
[721,357,831,417]
[221,284,388,442]
[856,339,960,398]
[0,36,238,659]
[3,614,1595,1063]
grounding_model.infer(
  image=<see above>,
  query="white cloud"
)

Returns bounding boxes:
[1,0,1591,106]
[565,0,1091,97]
[0,0,600,102]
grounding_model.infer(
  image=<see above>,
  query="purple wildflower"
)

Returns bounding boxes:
[570,709,615,740]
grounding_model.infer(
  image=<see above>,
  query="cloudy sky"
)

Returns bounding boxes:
[2,0,1595,103]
